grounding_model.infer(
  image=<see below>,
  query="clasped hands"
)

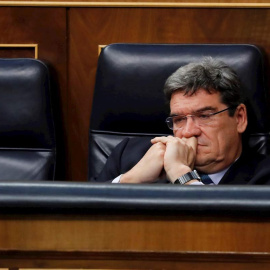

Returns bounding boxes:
[120,136,198,184]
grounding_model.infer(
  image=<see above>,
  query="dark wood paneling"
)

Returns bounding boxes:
[1,251,270,269]
[68,7,270,180]
[1,0,270,5]
[0,7,67,179]
[0,47,35,58]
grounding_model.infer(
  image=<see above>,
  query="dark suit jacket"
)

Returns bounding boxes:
[95,137,270,185]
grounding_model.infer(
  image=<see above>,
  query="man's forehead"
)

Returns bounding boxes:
[170,89,222,103]
[170,89,223,113]
[171,88,219,97]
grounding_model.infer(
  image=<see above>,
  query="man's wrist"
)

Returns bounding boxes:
[120,172,136,183]
[173,170,201,185]
[167,165,192,182]
[120,170,143,183]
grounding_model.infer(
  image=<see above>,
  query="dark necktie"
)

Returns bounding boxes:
[200,173,214,185]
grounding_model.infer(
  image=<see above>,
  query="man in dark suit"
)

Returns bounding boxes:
[96,57,270,185]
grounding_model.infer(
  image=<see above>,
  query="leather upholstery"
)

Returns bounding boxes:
[0,58,56,180]
[88,44,269,180]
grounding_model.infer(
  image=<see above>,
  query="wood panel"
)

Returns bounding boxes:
[1,214,270,268]
[2,215,270,252]
[0,44,37,58]
[1,0,270,7]
[1,252,270,269]
[0,7,67,179]
[68,7,270,180]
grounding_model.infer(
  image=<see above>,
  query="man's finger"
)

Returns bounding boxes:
[182,137,198,152]
[151,136,173,144]
[188,137,198,152]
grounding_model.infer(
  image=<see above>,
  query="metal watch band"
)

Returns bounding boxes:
[174,170,201,185]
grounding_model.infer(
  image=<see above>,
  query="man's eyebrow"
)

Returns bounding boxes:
[195,106,217,113]
[170,106,217,117]
[169,113,180,117]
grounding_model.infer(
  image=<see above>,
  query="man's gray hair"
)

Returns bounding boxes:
[164,57,243,115]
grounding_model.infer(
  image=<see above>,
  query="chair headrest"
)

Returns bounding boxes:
[0,58,55,149]
[91,43,268,135]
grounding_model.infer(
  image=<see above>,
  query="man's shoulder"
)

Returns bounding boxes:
[126,136,153,146]
[236,146,270,171]
[221,147,270,184]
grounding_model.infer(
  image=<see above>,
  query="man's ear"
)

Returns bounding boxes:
[235,104,248,133]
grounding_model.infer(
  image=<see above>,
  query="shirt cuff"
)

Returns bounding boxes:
[112,175,122,183]
[189,181,204,185]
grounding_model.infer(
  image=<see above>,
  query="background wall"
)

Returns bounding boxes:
[1,4,269,180]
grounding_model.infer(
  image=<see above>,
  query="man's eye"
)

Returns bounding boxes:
[174,117,185,123]
[198,114,211,119]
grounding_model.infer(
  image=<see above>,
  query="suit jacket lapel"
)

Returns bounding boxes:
[218,147,263,185]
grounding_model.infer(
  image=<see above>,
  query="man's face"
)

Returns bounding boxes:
[170,89,247,173]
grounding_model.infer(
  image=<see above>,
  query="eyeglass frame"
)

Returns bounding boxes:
[165,106,237,131]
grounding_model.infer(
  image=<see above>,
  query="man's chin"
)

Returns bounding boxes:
[195,156,226,174]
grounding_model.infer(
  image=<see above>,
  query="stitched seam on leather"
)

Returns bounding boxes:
[90,129,169,137]
[0,148,55,152]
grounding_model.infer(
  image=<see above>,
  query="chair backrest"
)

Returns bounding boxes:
[88,43,269,181]
[0,58,56,180]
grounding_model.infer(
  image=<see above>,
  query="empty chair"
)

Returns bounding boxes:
[0,58,56,180]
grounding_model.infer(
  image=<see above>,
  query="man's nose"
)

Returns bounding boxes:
[177,116,201,138]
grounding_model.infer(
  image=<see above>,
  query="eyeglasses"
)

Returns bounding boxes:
[165,107,234,131]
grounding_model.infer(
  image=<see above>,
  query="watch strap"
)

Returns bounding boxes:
[174,170,201,185]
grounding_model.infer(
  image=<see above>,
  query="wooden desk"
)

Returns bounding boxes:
[0,182,270,269]
[1,214,270,269]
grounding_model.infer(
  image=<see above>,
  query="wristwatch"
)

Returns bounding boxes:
[174,170,201,185]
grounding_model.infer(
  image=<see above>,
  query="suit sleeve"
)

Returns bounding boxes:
[94,138,130,183]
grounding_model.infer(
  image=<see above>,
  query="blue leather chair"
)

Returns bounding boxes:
[0,58,56,180]
[88,43,269,181]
